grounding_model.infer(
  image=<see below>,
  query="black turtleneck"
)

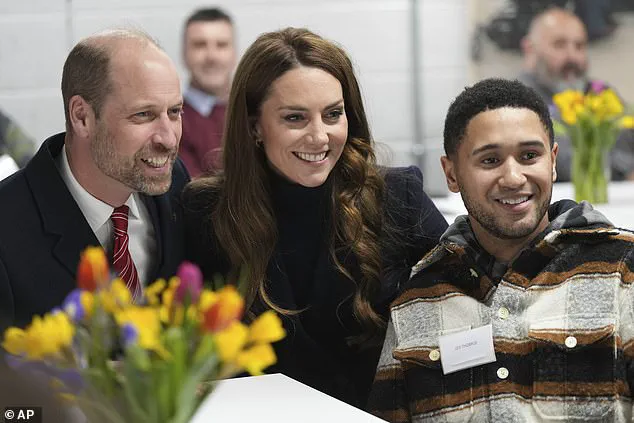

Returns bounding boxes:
[269,170,329,309]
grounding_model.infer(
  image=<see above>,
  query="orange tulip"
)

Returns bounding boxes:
[77,247,109,292]
[202,285,244,333]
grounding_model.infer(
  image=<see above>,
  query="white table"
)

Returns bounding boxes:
[431,181,634,230]
[0,154,19,181]
[190,373,387,423]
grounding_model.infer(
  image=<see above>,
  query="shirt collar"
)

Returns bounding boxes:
[184,86,217,117]
[59,145,139,233]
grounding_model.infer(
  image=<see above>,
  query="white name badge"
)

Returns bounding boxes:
[438,324,497,375]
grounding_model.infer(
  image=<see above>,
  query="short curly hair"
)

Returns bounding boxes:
[443,78,554,157]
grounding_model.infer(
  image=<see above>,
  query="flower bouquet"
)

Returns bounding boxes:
[552,82,634,203]
[1,247,285,423]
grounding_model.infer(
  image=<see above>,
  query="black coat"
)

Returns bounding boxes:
[0,133,189,331]
[183,165,448,408]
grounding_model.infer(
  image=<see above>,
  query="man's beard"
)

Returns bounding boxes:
[459,188,552,241]
[91,125,175,196]
[536,58,587,94]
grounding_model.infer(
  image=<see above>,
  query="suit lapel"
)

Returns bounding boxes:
[25,134,101,280]
[143,194,164,282]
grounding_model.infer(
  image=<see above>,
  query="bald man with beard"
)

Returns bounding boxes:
[518,7,634,182]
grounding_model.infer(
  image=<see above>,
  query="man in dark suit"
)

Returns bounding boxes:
[0,29,190,331]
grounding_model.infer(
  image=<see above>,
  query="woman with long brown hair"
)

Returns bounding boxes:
[182,27,447,409]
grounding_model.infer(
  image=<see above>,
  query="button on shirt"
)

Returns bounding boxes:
[57,145,157,285]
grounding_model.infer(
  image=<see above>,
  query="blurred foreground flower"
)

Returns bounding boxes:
[2,247,285,423]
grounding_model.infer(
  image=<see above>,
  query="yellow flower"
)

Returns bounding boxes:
[48,312,74,352]
[597,88,623,118]
[561,108,578,125]
[80,291,94,319]
[236,344,277,376]
[145,279,166,306]
[213,321,248,362]
[619,115,634,129]
[3,313,75,360]
[553,90,585,125]
[2,327,27,356]
[115,306,169,358]
[99,278,132,313]
[198,290,218,312]
[553,90,583,109]
[248,311,285,344]
[159,277,182,324]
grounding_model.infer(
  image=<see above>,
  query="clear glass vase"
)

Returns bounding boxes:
[572,147,609,204]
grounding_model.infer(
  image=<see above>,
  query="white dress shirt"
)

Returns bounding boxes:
[57,145,157,285]
[184,86,218,117]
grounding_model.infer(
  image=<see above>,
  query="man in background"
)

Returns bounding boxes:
[180,7,237,177]
[0,29,189,331]
[519,6,634,181]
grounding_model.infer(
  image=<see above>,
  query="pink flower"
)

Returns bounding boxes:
[590,80,606,94]
[174,261,203,304]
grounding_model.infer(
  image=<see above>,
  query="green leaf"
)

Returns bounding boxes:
[171,355,219,423]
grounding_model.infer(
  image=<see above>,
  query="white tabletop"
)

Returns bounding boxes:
[0,154,19,181]
[431,181,634,230]
[190,373,387,423]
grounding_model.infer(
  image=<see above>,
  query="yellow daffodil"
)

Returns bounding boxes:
[2,327,27,356]
[144,279,166,306]
[598,89,623,118]
[561,108,578,125]
[80,291,94,319]
[619,115,634,129]
[159,277,182,324]
[115,306,169,359]
[3,313,74,360]
[213,321,248,362]
[99,278,132,313]
[198,290,218,312]
[237,344,277,376]
[248,311,285,344]
[49,312,75,352]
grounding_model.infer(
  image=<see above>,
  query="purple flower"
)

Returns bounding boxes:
[62,290,85,322]
[174,261,203,304]
[590,80,606,94]
[121,323,138,348]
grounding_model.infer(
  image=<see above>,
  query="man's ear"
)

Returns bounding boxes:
[68,95,96,137]
[440,155,460,193]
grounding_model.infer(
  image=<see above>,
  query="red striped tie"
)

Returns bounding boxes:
[111,205,141,301]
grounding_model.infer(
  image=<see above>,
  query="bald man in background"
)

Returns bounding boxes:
[518,7,634,182]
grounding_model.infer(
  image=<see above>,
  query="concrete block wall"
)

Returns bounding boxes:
[0,0,470,195]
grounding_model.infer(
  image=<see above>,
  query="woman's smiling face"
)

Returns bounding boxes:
[255,66,348,187]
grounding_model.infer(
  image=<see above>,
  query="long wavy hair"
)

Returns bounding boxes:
[187,28,386,344]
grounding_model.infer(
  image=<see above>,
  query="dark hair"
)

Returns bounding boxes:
[185,27,386,344]
[185,7,233,28]
[443,78,554,157]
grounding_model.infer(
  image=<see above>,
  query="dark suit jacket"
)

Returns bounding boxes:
[182,165,448,409]
[0,133,190,331]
